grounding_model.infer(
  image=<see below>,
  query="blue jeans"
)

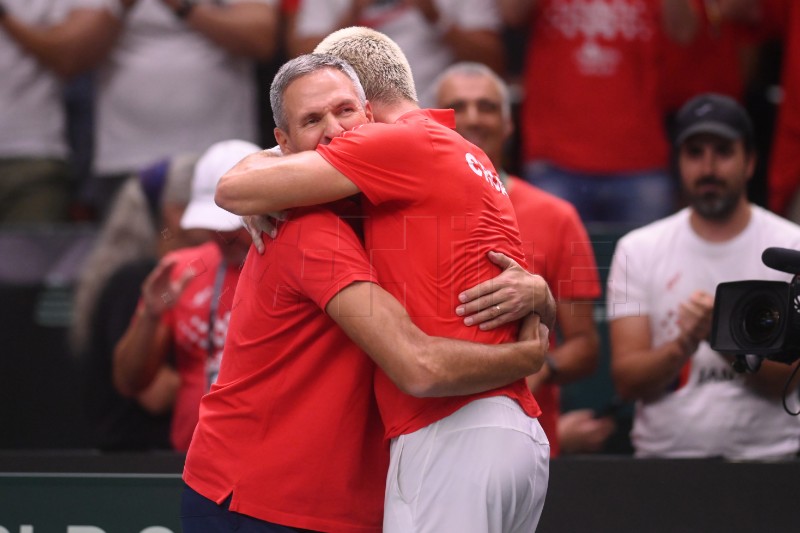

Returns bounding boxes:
[181,484,321,533]
[524,161,677,228]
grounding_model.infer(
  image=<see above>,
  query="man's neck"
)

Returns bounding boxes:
[371,100,419,123]
[689,200,752,243]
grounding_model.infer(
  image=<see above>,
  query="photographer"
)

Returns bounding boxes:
[607,93,800,460]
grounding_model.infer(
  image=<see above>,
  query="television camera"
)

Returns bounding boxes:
[710,247,800,374]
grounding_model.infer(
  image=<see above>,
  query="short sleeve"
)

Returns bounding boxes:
[316,122,429,206]
[606,234,648,321]
[281,209,377,310]
[554,210,602,301]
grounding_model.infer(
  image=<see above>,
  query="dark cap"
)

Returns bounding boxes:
[673,93,754,147]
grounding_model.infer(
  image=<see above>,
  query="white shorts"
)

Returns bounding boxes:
[384,396,550,533]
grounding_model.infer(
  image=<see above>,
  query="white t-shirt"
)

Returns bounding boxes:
[294,0,501,107]
[92,0,274,175]
[0,0,104,159]
[607,206,800,460]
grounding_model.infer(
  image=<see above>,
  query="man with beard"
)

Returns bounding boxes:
[607,93,800,460]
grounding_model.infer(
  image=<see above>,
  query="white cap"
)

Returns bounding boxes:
[180,139,260,232]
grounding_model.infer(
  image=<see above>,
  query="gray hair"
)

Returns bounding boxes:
[270,53,367,131]
[432,62,512,121]
[314,26,417,105]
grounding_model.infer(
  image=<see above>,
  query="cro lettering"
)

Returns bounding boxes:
[465,153,508,196]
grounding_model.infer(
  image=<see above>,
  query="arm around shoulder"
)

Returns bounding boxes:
[215,150,360,215]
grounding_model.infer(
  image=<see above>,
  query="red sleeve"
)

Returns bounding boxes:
[316,122,429,206]
[281,208,377,310]
[554,207,602,301]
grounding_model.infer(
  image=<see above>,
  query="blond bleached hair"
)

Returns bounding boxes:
[313,26,418,105]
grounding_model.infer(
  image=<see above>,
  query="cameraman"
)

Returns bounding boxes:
[607,93,800,460]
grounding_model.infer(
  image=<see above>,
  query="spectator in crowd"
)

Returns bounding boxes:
[766,0,800,221]
[287,0,505,107]
[659,0,787,216]
[113,139,256,452]
[71,154,199,357]
[216,27,554,532]
[497,0,702,227]
[73,153,199,450]
[0,0,278,220]
[0,0,104,224]
[433,61,613,456]
[607,93,800,459]
[183,52,551,532]
[660,0,777,118]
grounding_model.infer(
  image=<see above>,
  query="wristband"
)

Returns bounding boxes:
[175,0,197,19]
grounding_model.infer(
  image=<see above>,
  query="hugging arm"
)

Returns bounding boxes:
[456,251,556,330]
[326,281,548,398]
[215,150,359,216]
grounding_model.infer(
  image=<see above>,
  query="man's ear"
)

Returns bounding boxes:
[274,127,293,155]
[365,101,374,123]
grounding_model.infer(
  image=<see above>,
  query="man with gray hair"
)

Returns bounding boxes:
[182,52,550,533]
[216,28,551,533]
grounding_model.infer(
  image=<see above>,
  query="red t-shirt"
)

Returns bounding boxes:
[507,176,602,457]
[155,241,239,451]
[769,0,800,215]
[661,0,782,114]
[183,206,387,533]
[662,23,748,113]
[317,109,541,440]
[520,0,668,173]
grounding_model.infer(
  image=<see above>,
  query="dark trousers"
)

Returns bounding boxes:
[181,484,322,533]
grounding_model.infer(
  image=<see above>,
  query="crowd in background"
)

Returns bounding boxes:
[2,0,800,456]
[2,0,798,227]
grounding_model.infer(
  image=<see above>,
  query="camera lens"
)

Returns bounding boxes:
[741,297,781,345]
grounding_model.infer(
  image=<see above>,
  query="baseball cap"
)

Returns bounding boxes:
[180,139,260,232]
[673,93,754,147]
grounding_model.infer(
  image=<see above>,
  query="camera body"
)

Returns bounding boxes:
[710,277,800,364]
[710,247,800,365]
